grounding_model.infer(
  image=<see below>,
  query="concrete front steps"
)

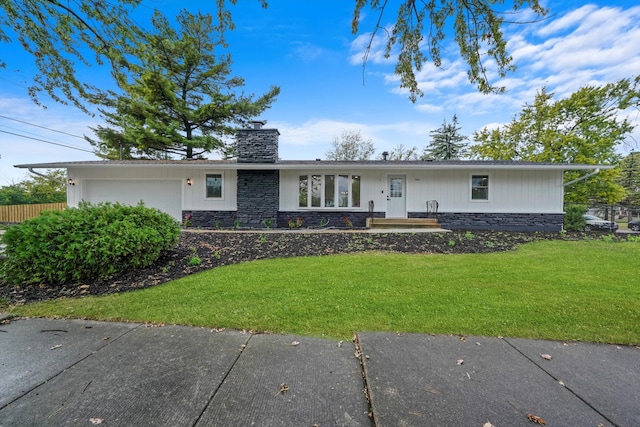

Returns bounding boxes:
[366,217,442,230]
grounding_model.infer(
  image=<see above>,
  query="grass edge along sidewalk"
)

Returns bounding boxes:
[8,239,640,345]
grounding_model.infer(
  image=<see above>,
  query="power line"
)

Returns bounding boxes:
[0,123,91,152]
[0,114,86,140]
[0,130,94,153]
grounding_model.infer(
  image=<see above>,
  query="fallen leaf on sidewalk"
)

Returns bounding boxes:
[291,341,300,346]
[275,383,289,396]
[50,344,62,350]
[483,422,495,427]
[456,359,464,365]
[337,340,343,348]
[540,354,552,360]
[526,413,547,425]
[89,418,103,425]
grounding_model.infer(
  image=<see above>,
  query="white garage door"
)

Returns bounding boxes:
[84,180,183,221]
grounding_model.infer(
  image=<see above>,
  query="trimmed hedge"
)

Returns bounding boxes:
[1,202,180,286]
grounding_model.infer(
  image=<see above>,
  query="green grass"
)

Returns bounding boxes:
[10,240,640,344]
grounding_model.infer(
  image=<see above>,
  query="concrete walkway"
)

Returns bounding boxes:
[0,317,638,426]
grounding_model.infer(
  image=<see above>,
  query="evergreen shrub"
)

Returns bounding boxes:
[1,202,180,286]
[564,204,587,231]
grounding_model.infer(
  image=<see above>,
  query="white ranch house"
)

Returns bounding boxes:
[17,122,611,232]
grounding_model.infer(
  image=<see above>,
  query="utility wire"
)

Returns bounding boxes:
[0,130,94,153]
[0,114,86,139]
[0,123,89,151]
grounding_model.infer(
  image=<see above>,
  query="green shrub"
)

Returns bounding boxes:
[1,202,180,286]
[564,204,587,231]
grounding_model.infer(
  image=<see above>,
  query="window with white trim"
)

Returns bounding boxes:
[206,174,222,198]
[299,174,361,208]
[471,175,489,200]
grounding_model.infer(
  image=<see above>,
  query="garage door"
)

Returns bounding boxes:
[83,180,183,221]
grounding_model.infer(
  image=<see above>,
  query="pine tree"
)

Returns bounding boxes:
[86,10,279,159]
[616,152,640,207]
[423,115,468,160]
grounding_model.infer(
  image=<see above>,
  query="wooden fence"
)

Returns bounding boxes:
[0,202,67,223]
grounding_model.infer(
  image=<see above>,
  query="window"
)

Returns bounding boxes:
[338,175,349,207]
[311,175,322,207]
[206,174,222,198]
[299,175,308,207]
[389,177,403,198]
[471,175,489,200]
[324,175,335,207]
[299,174,361,208]
[352,175,361,207]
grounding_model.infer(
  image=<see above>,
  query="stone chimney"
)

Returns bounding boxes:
[236,120,279,163]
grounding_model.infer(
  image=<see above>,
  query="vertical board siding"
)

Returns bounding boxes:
[280,169,563,213]
[0,202,67,223]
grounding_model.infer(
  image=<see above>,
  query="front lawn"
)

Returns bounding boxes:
[10,239,640,344]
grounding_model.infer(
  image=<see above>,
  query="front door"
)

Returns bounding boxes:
[386,175,406,218]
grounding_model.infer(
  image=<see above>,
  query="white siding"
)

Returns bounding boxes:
[67,166,237,220]
[83,180,182,220]
[280,168,564,214]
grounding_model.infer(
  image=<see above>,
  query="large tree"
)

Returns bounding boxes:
[86,10,280,159]
[1,1,545,109]
[325,130,376,161]
[423,115,468,160]
[0,0,142,112]
[384,144,419,160]
[352,0,548,101]
[0,170,66,205]
[616,152,640,208]
[470,77,640,203]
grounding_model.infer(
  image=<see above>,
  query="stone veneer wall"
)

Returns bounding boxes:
[409,211,564,232]
[277,211,385,228]
[236,170,279,227]
[236,128,279,163]
[182,210,237,228]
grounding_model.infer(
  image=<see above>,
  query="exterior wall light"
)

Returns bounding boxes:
[186,178,192,186]
[68,178,76,186]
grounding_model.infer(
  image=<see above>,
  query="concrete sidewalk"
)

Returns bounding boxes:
[0,318,638,426]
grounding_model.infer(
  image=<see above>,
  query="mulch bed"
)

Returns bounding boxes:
[0,229,601,306]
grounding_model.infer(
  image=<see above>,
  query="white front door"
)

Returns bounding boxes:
[386,175,406,218]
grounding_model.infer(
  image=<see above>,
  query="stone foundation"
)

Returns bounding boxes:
[276,211,385,229]
[409,212,564,232]
[184,210,563,232]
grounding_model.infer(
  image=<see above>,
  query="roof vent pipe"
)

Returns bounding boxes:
[382,151,389,161]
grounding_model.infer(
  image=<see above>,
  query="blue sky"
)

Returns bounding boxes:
[1,0,639,185]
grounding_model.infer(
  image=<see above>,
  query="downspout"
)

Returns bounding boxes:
[28,168,67,186]
[563,168,600,187]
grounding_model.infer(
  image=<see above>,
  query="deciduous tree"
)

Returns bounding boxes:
[0,170,66,205]
[2,0,546,110]
[326,130,376,161]
[0,0,141,112]
[352,0,547,101]
[384,144,419,160]
[471,77,640,203]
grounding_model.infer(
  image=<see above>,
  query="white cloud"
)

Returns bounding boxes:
[349,27,396,66]
[288,41,326,62]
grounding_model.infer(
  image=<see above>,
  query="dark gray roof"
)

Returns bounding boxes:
[15,159,611,171]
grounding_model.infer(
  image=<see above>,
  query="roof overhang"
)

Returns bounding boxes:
[15,160,614,172]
